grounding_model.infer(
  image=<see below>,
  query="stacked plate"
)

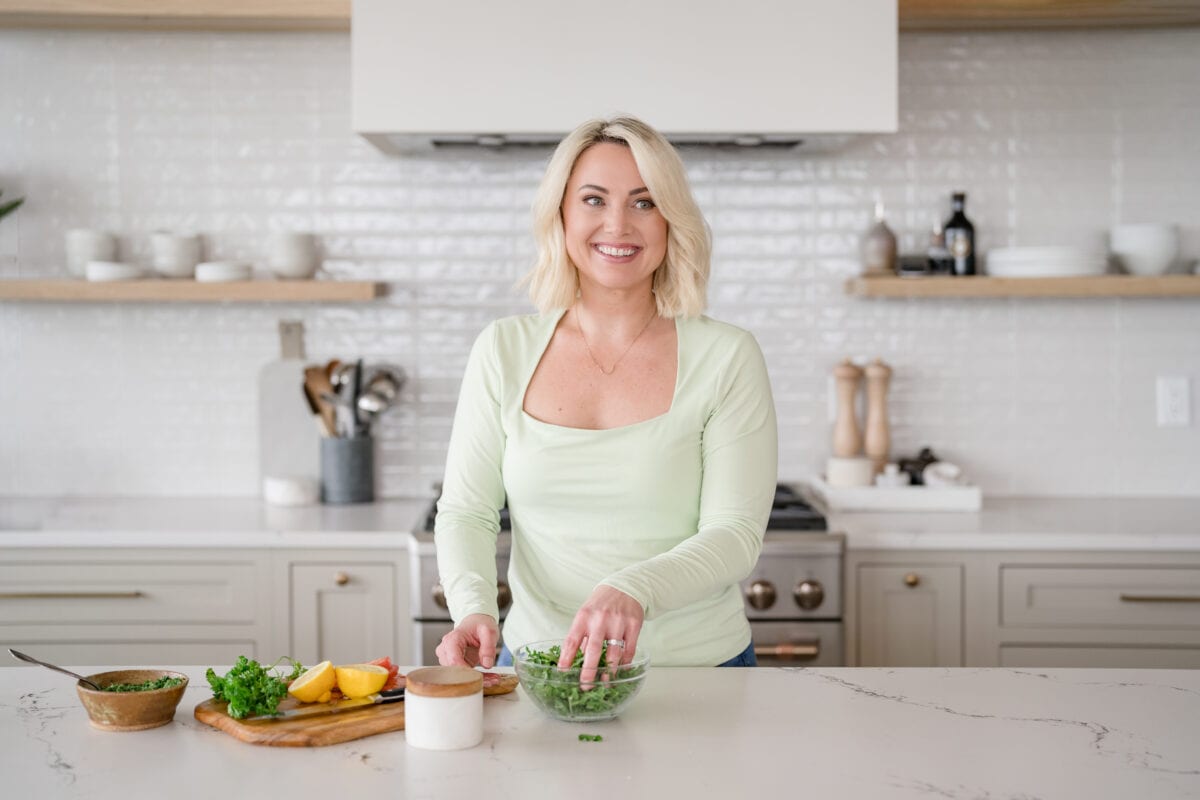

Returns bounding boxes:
[985,246,1108,278]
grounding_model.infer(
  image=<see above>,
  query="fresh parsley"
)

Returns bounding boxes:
[520,644,644,719]
[206,656,305,719]
[578,733,604,742]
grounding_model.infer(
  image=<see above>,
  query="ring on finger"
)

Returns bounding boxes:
[603,638,626,648]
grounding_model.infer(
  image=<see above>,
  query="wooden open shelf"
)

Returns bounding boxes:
[2,0,1196,30]
[0,279,385,303]
[0,1,351,31]
[845,275,1200,299]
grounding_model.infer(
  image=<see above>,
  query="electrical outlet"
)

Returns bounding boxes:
[1156,376,1191,427]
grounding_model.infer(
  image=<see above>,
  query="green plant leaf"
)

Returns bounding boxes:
[0,196,24,222]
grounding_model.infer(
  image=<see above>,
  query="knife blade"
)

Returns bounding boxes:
[245,688,405,721]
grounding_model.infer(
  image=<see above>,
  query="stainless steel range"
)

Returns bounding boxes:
[408,483,844,666]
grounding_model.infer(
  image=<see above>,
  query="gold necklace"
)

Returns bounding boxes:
[574,306,658,376]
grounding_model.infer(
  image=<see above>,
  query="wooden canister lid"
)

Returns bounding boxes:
[405,666,483,698]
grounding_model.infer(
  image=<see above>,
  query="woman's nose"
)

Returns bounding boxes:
[603,204,630,233]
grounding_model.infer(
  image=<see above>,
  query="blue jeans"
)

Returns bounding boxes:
[717,640,757,667]
[496,641,757,667]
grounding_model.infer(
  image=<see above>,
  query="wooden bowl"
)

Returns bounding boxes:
[75,670,190,732]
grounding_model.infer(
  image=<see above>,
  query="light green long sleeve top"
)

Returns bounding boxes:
[434,311,778,666]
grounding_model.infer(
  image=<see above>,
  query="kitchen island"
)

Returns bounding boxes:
[4,665,1198,798]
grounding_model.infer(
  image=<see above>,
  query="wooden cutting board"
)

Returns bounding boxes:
[194,697,406,747]
[194,675,518,747]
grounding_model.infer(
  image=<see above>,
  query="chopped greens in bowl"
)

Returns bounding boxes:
[514,640,649,722]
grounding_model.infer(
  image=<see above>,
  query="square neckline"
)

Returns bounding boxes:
[518,309,683,433]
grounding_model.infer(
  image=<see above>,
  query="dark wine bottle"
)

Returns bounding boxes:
[943,192,976,276]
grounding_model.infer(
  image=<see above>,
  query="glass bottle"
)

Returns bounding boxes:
[926,224,952,275]
[943,192,976,276]
[861,200,898,275]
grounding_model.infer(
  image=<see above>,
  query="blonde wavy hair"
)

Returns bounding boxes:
[523,116,711,318]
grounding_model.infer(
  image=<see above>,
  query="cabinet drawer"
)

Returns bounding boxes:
[1,640,259,669]
[999,644,1200,669]
[0,560,259,625]
[1001,566,1200,628]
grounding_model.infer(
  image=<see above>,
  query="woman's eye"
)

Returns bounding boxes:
[583,195,604,207]
[633,198,655,210]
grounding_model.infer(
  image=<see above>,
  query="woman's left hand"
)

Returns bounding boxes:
[559,585,645,688]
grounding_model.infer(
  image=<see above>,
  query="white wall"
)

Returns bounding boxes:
[1,27,1197,498]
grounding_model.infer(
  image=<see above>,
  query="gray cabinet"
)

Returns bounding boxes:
[1,547,413,669]
[848,548,1200,669]
[288,561,397,666]
[990,554,1200,669]
[856,562,964,667]
[0,549,275,667]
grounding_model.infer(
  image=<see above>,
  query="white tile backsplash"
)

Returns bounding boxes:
[1,27,1198,499]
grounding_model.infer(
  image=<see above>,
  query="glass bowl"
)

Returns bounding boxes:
[513,640,649,722]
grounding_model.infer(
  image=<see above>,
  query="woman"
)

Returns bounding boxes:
[434,116,777,683]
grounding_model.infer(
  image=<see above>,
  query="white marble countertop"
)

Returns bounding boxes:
[0,496,430,548]
[815,495,1200,551]
[4,664,1199,798]
[2,494,1199,552]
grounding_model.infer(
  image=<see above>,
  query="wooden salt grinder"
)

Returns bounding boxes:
[864,358,893,474]
[832,359,864,458]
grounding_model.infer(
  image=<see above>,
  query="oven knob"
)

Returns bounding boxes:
[746,580,777,610]
[432,582,448,610]
[794,580,825,610]
[497,580,512,610]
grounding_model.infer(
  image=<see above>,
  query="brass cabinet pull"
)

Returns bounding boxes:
[1119,594,1200,603]
[903,573,921,588]
[334,572,350,586]
[0,591,143,599]
[754,642,820,659]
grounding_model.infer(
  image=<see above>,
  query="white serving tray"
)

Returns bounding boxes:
[807,476,982,512]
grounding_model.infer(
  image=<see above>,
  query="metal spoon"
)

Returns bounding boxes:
[9,648,103,690]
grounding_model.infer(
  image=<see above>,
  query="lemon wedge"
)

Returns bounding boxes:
[334,664,389,699]
[288,661,336,704]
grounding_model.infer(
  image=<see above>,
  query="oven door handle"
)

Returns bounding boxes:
[754,641,820,660]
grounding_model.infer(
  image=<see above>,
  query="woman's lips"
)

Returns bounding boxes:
[592,243,642,262]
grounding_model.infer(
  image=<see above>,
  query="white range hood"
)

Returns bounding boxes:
[352,0,896,153]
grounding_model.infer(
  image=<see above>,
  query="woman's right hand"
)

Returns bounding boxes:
[435,613,500,669]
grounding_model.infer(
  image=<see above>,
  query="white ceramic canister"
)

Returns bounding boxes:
[404,666,483,751]
[65,229,118,278]
[826,456,875,488]
[267,231,319,279]
[150,231,203,278]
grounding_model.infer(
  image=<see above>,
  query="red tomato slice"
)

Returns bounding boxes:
[368,656,402,690]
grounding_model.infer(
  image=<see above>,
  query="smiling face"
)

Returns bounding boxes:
[561,142,668,300]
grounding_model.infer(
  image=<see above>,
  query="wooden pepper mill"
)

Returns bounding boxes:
[832,359,864,458]
[864,358,893,474]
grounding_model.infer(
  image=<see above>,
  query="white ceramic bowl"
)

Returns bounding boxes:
[1110,223,1179,276]
[195,261,252,283]
[150,231,202,279]
[986,246,1107,278]
[267,232,319,279]
[85,261,144,282]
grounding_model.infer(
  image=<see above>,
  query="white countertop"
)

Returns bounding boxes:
[0,496,430,548]
[2,494,1199,551]
[4,664,1199,798]
[822,495,1200,551]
